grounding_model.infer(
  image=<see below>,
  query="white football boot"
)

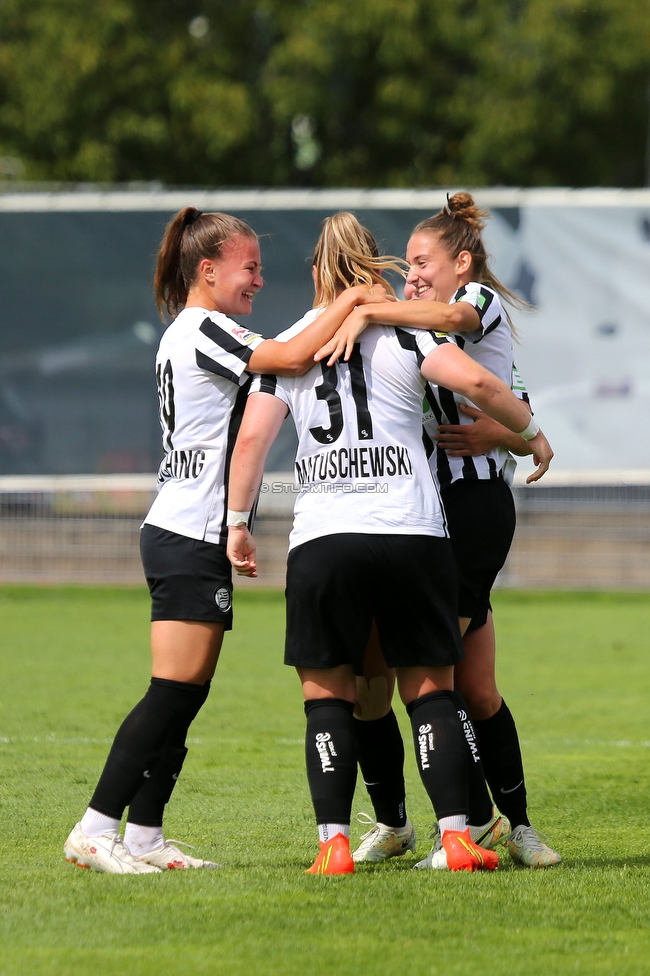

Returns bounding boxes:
[64,823,161,874]
[131,839,221,870]
[507,824,562,868]
[352,813,417,863]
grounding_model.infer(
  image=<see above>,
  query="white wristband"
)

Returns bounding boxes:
[518,417,540,441]
[226,510,250,527]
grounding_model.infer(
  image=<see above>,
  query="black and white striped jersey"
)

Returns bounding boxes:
[423,282,530,488]
[250,308,453,551]
[143,306,265,544]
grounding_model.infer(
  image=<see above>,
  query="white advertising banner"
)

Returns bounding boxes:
[483,201,650,472]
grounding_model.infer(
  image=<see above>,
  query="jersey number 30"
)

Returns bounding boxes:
[156,360,175,451]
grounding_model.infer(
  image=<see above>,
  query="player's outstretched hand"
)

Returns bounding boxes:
[227,525,257,577]
[526,430,553,483]
[436,404,508,456]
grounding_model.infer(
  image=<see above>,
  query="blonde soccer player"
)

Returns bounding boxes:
[226,212,552,874]
[318,194,562,869]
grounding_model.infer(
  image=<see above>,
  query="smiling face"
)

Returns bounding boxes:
[405,231,472,303]
[209,235,263,316]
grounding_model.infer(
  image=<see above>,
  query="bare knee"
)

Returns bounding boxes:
[456,680,502,721]
[355,675,392,720]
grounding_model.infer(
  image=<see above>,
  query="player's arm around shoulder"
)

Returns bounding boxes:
[314,298,479,366]
[420,343,553,481]
[247,284,390,376]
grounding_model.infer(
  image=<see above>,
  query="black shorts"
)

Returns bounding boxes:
[140,524,233,627]
[285,533,463,672]
[441,477,516,631]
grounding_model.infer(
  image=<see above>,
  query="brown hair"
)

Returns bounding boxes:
[154,207,257,319]
[413,192,529,331]
[312,211,406,307]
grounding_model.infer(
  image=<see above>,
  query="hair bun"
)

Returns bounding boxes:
[445,192,487,233]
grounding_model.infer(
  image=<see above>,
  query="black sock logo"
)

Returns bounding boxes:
[315,732,337,772]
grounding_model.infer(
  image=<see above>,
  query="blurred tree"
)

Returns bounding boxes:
[0,0,648,187]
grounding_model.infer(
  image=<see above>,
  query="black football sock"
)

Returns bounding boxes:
[474,699,530,827]
[354,709,407,828]
[304,698,357,826]
[450,690,494,826]
[406,691,468,820]
[89,678,208,820]
[127,680,212,827]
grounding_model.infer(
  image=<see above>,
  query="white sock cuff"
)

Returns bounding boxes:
[318,823,350,842]
[123,823,165,856]
[80,808,121,838]
[439,815,468,835]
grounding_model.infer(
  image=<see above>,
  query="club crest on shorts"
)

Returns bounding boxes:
[214,586,232,612]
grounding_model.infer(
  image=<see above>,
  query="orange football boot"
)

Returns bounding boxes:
[441,828,499,871]
[306,833,355,875]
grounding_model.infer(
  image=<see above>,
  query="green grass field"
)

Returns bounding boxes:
[1,586,650,976]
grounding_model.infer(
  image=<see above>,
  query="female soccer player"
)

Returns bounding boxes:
[226,211,552,874]
[318,193,562,868]
[63,207,390,874]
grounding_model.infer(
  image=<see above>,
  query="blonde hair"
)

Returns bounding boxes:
[312,211,406,307]
[413,192,531,333]
[154,207,257,319]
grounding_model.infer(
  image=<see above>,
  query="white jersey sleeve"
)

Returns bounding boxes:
[453,281,506,344]
[248,307,325,405]
[195,314,265,386]
[249,372,291,407]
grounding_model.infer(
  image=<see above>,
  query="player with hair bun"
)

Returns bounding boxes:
[226,211,552,875]
[64,207,391,874]
[319,193,562,869]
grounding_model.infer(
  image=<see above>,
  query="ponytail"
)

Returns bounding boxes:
[154,208,257,319]
[312,212,406,307]
[413,192,530,332]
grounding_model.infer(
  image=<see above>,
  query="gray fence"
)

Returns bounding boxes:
[1,473,648,589]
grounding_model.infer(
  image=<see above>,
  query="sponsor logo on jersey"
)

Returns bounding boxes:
[295,444,413,486]
[418,723,434,770]
[231,326,259,345]
[315,731,337,772]
[214,586,232,612]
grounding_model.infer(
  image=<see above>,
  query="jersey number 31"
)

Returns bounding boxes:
[309,345,373,445]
